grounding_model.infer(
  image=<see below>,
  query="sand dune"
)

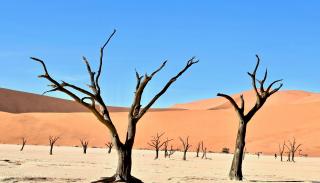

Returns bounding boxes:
[0,88,320,156]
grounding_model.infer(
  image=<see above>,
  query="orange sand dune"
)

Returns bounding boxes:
[0,88,320,156]
[0,88,178,113]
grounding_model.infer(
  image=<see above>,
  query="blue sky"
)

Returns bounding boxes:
[1,1,320,107]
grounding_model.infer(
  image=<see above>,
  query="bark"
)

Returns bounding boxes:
[229,121,247,180]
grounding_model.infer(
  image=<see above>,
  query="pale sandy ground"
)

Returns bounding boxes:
[0,144,319,183]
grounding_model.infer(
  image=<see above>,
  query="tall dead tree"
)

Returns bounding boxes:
[49,136,60,155]
[106,141,113,154]
[148,132,172,159]
[80,139,89,154]
[20,137,27,151]
[287,137,302,162]
[31,29,197,183]
[217,55,283,181]
[278,141,286,162]
[179,136,191,160]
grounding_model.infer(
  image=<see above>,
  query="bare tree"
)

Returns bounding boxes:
[196,141,202,157]
[49,136,60,155]
[148,133,172,159]
[20,137,27,151]
[31,29,198,182]
[106,141,113,154]
[217,55,283,181]
[80,138,89,154]
[168,145,175,158]
[179,136,191,160]
[163,138,171,158]
[287,137,302,162]
[201,141,208,159]
[278,141,286,162]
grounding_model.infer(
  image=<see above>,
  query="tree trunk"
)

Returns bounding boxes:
[50,145,53,155]
[291,152,295,162]
[229,121,247,180]
[183,151,187,160]
[83,146,87,154]
[108,147,112,154]
[280,153,283,161]
[115,146,132,181]
[155,149,159,159]
[20,144,25,151]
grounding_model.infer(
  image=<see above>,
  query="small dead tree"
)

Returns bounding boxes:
[179,136,191,160]
[31,29,197,182]
[148,133,172,159]
[49,136,60,155]
[278,141,286,162]
[163,138,171,158]
[287,137,302,162]
[168,145,175,158]
[196,141,202,157]
[20,137,27,151]
[80,139,89,154]
[217,55,283,180]
[201,141,208,159]
[106,141,113,154]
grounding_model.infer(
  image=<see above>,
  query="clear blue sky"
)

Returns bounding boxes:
[1,1,320,107]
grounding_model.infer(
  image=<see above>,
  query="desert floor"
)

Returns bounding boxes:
[0,144,319,183]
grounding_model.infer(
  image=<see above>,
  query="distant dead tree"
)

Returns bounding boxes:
[49,136,60,155]
[201,141,208,159]
[148,133,172,159]
[286,137,302,162]
[80,138,89,154]
[217,55,283,180]
[20,137,27,151]
[196,141,202,157]
[31,29,198,182]
[168,145,176,158]
[278,141,286,162]
[179,136,191,160]
[298,149,308,157]
[163,138,171,158]
[222,147,230,154]
[106,141,113,154]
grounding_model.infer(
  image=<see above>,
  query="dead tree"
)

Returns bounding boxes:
[217,55,283,181]
[80,139,89,154]
[196,141,202,157]
[168,145,175,158]
[31,29,198,182]
[20,137,27,151]
[287,137,302,162]
[148,133,172,159]
[279,141,286,162]
[201,141,208,159]
[49,136,60,155]
[106,141,113,154]
[179,136,191,160]
[163,138,171,158]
